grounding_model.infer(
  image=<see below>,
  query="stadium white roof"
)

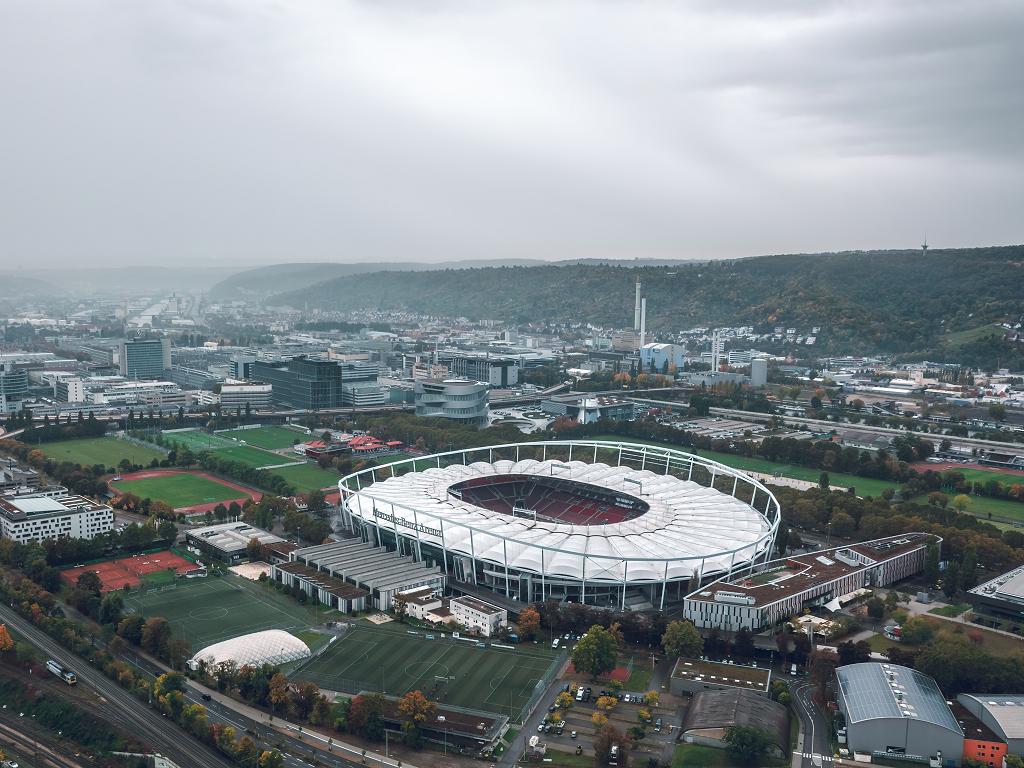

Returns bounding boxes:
[187,629,310,670]
[345,457,773,582]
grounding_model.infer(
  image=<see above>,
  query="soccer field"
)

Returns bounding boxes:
[38,436,165,468]
[296,624,559,718]
[163,430,299,469]
[219,426,308,450]
[271,462,340,493]
[112,473,245,509]
[164,429,236,452]
[122,574,319,650]
[213,443,298,469]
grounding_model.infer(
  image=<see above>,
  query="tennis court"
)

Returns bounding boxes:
[62,550,201,592]
[296,624,559,718]
[121,573,319,650]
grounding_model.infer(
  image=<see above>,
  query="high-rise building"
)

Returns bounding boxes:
[710,330,724,372]
[750,357,768,387]
[414,379,489,426]
[252,357,344,410]
[437,352,519,388]
[0,362,29,413]
[118,338,171,379]
[230,353,257,380]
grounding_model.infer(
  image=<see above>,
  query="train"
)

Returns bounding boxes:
[46,659,77,685]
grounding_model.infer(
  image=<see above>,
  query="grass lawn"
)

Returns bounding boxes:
[928,603,971,618]
[588,435,898,497]
[270,462,341,493]
[540,748,593,768]
[122,573,319,650]
[112,473,244,509]
[163,429,236,452]
[219,425,308,450]
[212,443,298,469]
[625,666,652,691]
[296,624,558,718]
[37,436,165,469]
[502,728,519,744]
[867,620,1024,658]
[907,493,1024,524]
[672,744,733,768]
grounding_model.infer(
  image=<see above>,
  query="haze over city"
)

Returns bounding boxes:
[2,0,1022,268]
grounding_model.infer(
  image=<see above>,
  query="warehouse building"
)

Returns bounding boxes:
[957,694,1024,760]
[836,663,963,766]
[682,689,789,758]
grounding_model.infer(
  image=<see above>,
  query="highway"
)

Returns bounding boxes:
[0,603,235,768]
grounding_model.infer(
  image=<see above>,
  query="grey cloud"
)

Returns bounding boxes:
[0,0,1019,270]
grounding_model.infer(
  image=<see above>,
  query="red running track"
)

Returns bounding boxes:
[109,469,262,514]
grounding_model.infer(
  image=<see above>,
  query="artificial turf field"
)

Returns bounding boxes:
[37,436,165,468]
[112,473,244,508]
[296,624,559,717]
[218,425,308,450]
[271,462,341,493]
[164,429,298,469]
[122,574,319,650]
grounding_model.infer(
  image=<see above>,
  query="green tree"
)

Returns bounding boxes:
[724,725,773,766]
[943,561,961,599]
[866,597,885,619]
[99,592,125,626]
[571,624,619,679]
[952,494,972,512]
[900,616,935,645]
[924,543,941,586]
[961,546,978,591]
[660,620,703,659]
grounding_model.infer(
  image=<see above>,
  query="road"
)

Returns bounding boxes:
[0,602,234,768]
[790,679,834,768]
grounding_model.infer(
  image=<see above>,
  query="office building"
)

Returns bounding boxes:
[639,343,686,374]
[118,337,171,379]
[0,492,114,543]
[252,357,344,410]
[836,663,963,766]
[0,361,29,413]
[684,534,937,631]
[414,379,489,426]
[541,393,635,423]
[449,595,507,637]
[670,657,772,697]
[230,353,257,380]
[967,564,1024,621]
[55,377,87,403]
[750,357,769,387]
[219,381,273,410]
[438,352,519,388]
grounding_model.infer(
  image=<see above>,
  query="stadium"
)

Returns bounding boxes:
[337,440,781,611]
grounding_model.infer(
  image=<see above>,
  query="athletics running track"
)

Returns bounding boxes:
[109,469,263,514]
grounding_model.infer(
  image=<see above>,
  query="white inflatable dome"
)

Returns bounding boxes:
[187,629,311,670]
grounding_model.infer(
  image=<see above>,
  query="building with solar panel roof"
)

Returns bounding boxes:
[836,663,963,766]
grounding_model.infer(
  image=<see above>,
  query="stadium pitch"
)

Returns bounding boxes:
[121,573,321,650]
[295,624,560,718]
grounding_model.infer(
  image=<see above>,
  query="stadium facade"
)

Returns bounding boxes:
[337,441,780,610]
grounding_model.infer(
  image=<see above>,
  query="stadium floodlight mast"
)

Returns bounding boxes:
[549,461,570,475]
[623,476,644,495]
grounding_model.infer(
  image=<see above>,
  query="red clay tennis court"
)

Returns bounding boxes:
[62,550,202,592]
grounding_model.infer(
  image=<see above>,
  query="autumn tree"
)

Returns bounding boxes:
[398,690,436,747]
[661,620,702,660]
[517,605,541,640]
[571,624,619,679]
[0,624,13,654]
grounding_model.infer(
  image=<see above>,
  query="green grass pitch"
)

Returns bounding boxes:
[218,426,309,450]
[112,473,244,509]
[37,437,165,468]
[296,624,558,717]
[270,462,340,493]
[211,443,297,469]
[122,574,320,650]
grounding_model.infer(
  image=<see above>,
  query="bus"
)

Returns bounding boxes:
[46,659,77,685]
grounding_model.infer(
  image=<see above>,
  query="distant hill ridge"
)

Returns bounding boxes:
[264,245,1024,362]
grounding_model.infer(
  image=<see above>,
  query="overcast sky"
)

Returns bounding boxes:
[1,0,1021,269]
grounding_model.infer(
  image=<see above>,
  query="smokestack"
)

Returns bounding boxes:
[634,280,642,331]
[639,298,647,349]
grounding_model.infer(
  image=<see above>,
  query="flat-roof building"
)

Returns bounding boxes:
[118,337,171,379]
[252,357,344,410]
[0,492,114,544]
[682,689,789,758]
[271,560,369,613]
[684,533,938,631]
[185,522,285,563]
[670,657,772,697]
[449,595,506,637]
[836,663,963,766]
[967,565,1024,621]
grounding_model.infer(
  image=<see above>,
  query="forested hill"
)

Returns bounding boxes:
[269,245,1024,360]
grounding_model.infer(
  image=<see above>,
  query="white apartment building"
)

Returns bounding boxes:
[0,493,114,544]
[396,585,443,620]
[450,595,507,637]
